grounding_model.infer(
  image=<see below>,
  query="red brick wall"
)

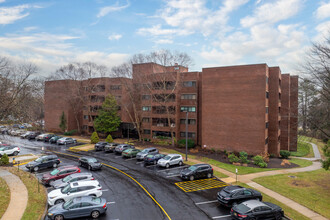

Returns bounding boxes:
[290,76,298,151]
[280,74,290,150]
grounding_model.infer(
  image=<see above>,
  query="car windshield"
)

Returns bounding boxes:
[50,169,60,176]
[88,158,98,163]
[61,184,71,193]
[188,166,198,171]
[163,156,171,160]
[63,175,72,182]
[63,199,74,209]
[146,155,154,158]
[235,204,251,213]
[0,147,4,151]
[35,157,43,162]
[141,149,149,153]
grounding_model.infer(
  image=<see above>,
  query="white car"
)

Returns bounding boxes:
[36,134,47,141]
[0,145,20,156]
[47,180,102,206]
[157,154,183,168]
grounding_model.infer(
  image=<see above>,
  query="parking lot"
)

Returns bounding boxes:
[1,134,237,220]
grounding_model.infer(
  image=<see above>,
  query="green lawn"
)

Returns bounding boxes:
[236,182,310,220]
[0,177,10,219]
[291,139,314,157]
[253,169,330,219]
[289,158,313,167]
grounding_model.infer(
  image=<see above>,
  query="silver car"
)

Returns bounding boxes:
[157,154,183,168]
[51,172,94,189]
[136,147,159,160]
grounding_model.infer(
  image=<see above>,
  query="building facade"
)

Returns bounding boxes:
[44,62,298,156]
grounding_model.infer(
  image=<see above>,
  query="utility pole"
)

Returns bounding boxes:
[185,111,188,161]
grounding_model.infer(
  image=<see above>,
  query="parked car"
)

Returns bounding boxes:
[114,144,135,154]
[180,164,213,181]
[144,153,166,165]
[26,155,61,172]
[104,143,119,153]
[0,145,20,156]
[57,137,77,145]
[78,157,102,171]
[217,185,263,207]
[122,149,141,158]
[47,196,107,220]
[136,147,159,160]
[49,136,62,144]
[51,172,94,189]
[20,131,33,139]
[44,134,56,142]
[47,180,102,206]
[26,131,41,140]
[36,133,47,141]
[41,165,81,185]
[94,142,108,151]
[230,200,284,220]
[157,154,183,168]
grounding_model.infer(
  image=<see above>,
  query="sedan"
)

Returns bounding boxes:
[122,149,141,158]
[47,196,107,220]
[78,157,102,171]
[114,144,135,154]
[94,142,108,151]
[57,137,76,145]
[36,134,47,141]
[180,164,213,181]
[51,172,94,189]
[104,143,119,153]
[218,185,262,207]
[144,154,166,165]
[231,200,284,220]
[41,165,81,185]
[136,147,159,160]
[26,132,41,140]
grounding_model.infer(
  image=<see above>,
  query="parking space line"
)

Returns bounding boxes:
[157,166,188,172]
[212,215,231,219]
[107,202,116,204]
[195,200,218,205]
[102,189,109,192]
[136,161,144,164]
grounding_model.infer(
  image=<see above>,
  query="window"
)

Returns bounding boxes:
[144,129,151,134]
[142,95,151,100]
[183,81,196,87]
[83,115,88,120]
[266,122,269,128]
[265,138,269,145]
[142,117,150,123]
[181,94,196,100]
[266,92,269,99]
[244,190,252,195]
[180,132,196,138]
[110,85,121,90]
[180,106,196,112]
[266,77,269,84]
[279,93,281,100]
[82,125,88,130]
[180,119,196,125]
[279,107,281,113]
[142,106,151,111]
[266,107,269,114]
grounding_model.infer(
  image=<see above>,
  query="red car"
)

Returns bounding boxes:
[41,165,80,185]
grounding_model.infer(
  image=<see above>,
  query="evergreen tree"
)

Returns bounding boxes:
[59,111,67,132]
[94,94,121,134]
[91,131,100,144]
[105,134,113,143]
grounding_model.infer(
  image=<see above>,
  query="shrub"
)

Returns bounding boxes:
[253,155,264,165]
[239,151,250,164]
[211,148,216,153]
[105,134,113,143]
[64,129,77,136]
[280,150,291,159]
[258,162,268,168]
[269,153,276,158]
[223,149,227,155]
[90,132,100,144]
[228,153,240,163]
[177,139,195,149]
[0,153,9,165]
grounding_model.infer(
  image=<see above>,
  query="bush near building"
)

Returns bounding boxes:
[90,132,100,144]
[280,150,291,159]
[105,134,113,143]
[253,155,268,168]
[177,139,195,149]
[0,154,9,165]
[228,153,240,163]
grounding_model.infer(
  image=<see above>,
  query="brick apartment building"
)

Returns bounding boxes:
[44,63,298,156]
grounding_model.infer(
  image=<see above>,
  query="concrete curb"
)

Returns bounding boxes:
[41,186,49,220]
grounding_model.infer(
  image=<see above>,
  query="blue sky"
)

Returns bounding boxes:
[0,0,330,76]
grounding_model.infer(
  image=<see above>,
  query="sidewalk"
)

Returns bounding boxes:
[0,168,28,220]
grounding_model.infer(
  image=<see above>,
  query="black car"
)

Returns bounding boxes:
[104,143,119,152]
[78,157,102,170]
[230,200,284,220]
[94,142,108,151]
[43,134,56,142]
[26,132,41,140]
[143,153,166,165]
[25,155,61,172]
[180,164,213,181]
[217,185,262,207]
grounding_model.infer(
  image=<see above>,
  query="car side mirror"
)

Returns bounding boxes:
[67,192,70,195]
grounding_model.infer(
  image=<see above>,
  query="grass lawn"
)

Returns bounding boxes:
[291,140,314,157]
[253,169,330,219]
[299,136,327,159]
[0,176,10,219]
[236,182,310,220]
[6,167,47,220]
[289,158,313,167]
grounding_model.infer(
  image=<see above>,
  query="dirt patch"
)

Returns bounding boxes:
[289,179,311,188]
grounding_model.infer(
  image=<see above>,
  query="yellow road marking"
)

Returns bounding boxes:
[175,178,227,192]
[13,161,30,166]
[48,150,171,220]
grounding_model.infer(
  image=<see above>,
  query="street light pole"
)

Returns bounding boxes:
[127,124,130,142]
[185,111,188,161]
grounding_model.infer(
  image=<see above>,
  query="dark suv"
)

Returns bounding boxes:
[94,142,108,151]
[26,132,41,140]
[26,155,61,172]
[217,185,263,207]
[180,164,213,181]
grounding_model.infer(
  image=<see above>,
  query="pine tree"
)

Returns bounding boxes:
[59,111,67,132]
[105,134,113,143]
[94,94,121,134]
[91,132,100,144]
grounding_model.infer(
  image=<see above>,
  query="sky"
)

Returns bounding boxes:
[0,0,330,76]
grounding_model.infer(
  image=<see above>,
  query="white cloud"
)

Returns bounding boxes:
[108,33,122,40]
[315,1,330,20]
[97,1,130,18]
[137,24,188,36]
[0,4,30,24]
[23,26,38,32]
[155,39,173,44]
[241,0,302,27]
[314,20,330,41]
[0,0,6,3]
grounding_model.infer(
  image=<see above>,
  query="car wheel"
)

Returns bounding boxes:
[89,165,92,171]
[78,161,82,166]
[54,214,64,220]
[53,163,58,168]
[207,173,212,178]
[165,163,170,169]
[33,166,39,172]
[13,151,18,156]
[91,210,100,219]
[89,194,96,197]
[189,175,194,181]
[178,161,183,166]
[55,199,64,205]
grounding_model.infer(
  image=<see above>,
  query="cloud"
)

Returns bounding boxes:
[97,1,130,18]
[137,24,188,36]
[108,33,122,40]
[0,4,31,24]
[23,26,38,32]
[0,0,5,3]
[241,0,302,27]
[315,1,330,20]
[155,39,173,44]
[314,20,330,41]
